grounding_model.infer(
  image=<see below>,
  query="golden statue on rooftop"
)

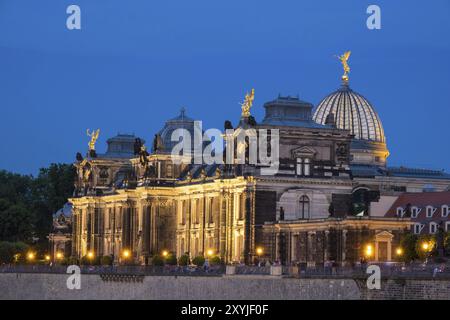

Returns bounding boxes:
[337,51,351,82]
[86,129,100,152]
[241,88,255,117]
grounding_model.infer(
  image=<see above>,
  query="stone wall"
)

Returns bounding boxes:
[358,278,450,300]
[0,273,449,300]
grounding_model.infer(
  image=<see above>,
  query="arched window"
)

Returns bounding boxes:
[299,195,310,219]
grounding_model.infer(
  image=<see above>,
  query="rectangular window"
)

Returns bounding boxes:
[296,158,303,175]
[442,206,449,218]
[426,207,434,218]
[430,223,437,234]
[304,158,311,176]
[413,223,422,234]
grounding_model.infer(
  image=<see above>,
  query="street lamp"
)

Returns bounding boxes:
[206,249,214,257]
[422,242,430,251]
[45,255,51,262]
[256,247,264,256]
[122,249,131,259]
[87,251,94,260]
[162,250,169,258]
[396,248,403,256]
[27,252,35,262]
[365,244,373,258]
[56,252,63,260]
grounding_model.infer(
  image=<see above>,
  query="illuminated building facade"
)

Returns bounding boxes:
[68,61,450,265]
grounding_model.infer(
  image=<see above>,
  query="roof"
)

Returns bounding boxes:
[350,164,450,180]
[314,83,385,143]
[387,167,450,180]
[385,191,450,217]
[157,108,203,153]
[261,95,334,129]
[100,133,143,159]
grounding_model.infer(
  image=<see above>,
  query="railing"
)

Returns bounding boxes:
[1,263,450,279]
[0,264,225,276]
[293,263,450,279]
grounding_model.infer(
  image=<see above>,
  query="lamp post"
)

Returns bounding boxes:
[256,247,264,257]
[26,252,35,263]
[87,251,94,264]
[364,244,373,260]
[421,241,433,263]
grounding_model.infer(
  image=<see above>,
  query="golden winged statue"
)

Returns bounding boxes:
[86,129,100,151]
[337,51,351,82]
[241,88,255,117]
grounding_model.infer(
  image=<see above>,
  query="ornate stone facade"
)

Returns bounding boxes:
[67,89,450,266]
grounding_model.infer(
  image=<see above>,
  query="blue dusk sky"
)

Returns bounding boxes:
[0,0,449,175]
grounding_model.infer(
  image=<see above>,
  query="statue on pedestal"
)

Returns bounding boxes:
[153,134,165,153]
[86,129,100,158]
[241,88,255,118]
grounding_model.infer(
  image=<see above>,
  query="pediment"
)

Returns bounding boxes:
[375,230,394,240]
[291,146,317,157]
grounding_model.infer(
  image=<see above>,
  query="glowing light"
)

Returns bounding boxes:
[122,249,131,259]
[56,252,63,259]
[162,250,168,257]
[422,242,430,251]
[256,247,264,256]
[27,252,35,261]
[396,248,403,256]
[87,251,94,259]
[45,255,51,261]
[206,249,214,257]
[365,245,373,257]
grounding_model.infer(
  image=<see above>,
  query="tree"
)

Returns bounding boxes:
[0,204,35,242]
[415,234,436,260]
[400,233,418,262]
[445,232,450,254]
[31,164,76,242]
[0,164,75,245]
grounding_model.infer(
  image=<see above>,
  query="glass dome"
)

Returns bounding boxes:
[313,84,385,143]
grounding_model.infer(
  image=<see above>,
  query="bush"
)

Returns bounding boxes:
[101,255,113,266]
[0,241,29,264]
[151,255,164,266]
[192,255,205,267]
[80,255,99,265]
[178,254,189,266]
[61,256,78,266]
[164,254,177,265]
[209,256,223,265]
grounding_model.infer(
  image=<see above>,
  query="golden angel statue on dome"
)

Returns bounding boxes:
[337,51,351,82]
[241,88,255,118]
